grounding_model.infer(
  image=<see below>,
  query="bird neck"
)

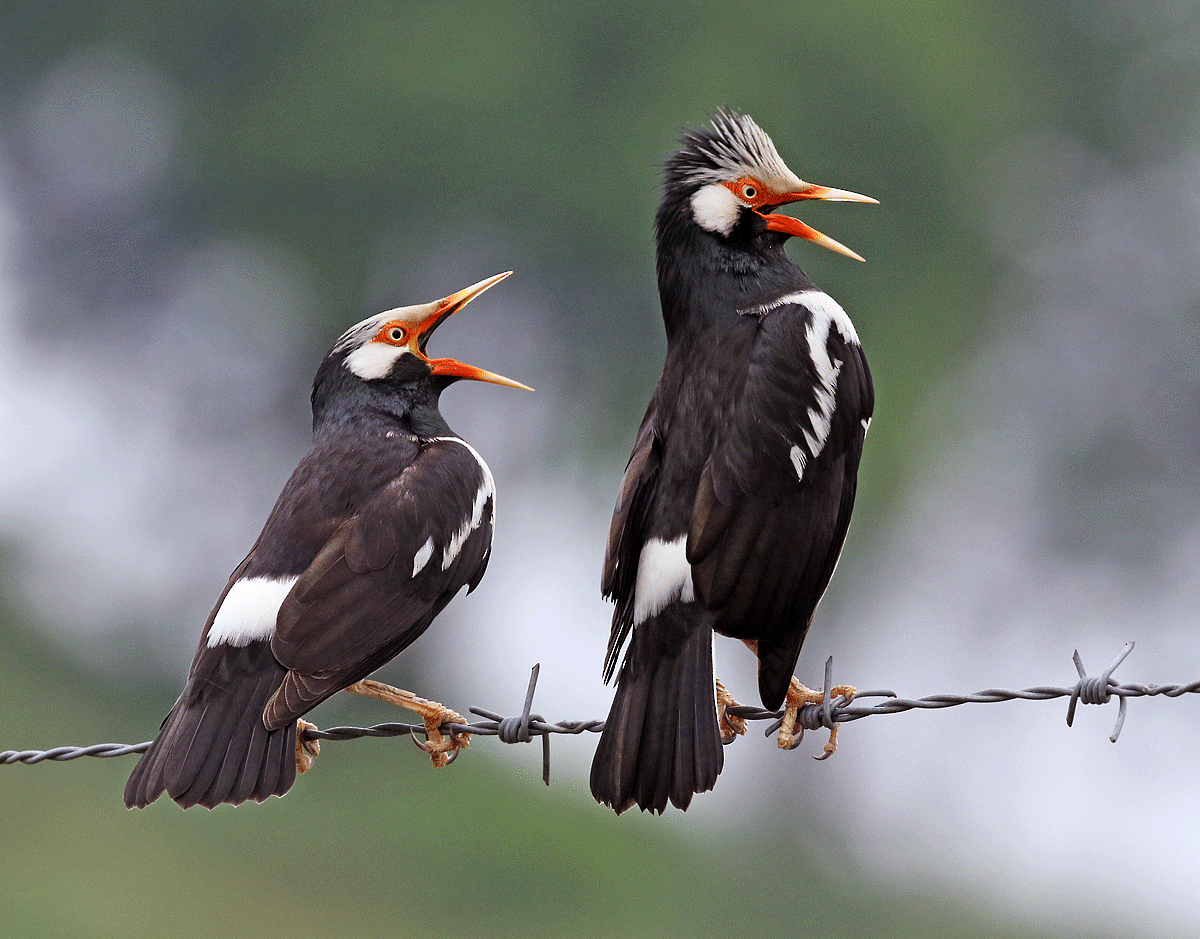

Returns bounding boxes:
[312,368,453,443]
[654,195,814,344]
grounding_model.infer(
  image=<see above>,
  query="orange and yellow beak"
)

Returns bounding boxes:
[412,272,533,391]
[757,182,878,262]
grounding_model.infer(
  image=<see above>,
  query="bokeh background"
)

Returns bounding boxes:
[3,3,1199,937]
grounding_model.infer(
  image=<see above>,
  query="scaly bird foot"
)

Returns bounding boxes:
[295,718,320,773]
[715,678,747,743]
[778,678,857,760]
[346,679,471,768]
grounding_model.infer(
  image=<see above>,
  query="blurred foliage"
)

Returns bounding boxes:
[0,0,1072,509]
[0,2,1122,936]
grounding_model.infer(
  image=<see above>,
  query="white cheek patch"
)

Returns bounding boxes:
[206,575,299,648]
[690,182,744,236]
[633,535,695,626]
[344,342,408,381]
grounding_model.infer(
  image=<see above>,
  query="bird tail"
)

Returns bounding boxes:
[590,608,723,814]
[124,642,297,809]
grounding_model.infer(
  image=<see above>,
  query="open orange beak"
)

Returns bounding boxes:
[413,271,533,391]
[757,182,878,262]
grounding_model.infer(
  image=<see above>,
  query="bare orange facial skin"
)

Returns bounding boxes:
[372,321,414,348]
[716,175,874,262]
[361,271,531,389]
[368,314,532,390]
[724,176,879,212]
[721,176,775,210]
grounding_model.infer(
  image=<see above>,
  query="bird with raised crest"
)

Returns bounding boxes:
[590,111,877,814]
[125,272,530,809]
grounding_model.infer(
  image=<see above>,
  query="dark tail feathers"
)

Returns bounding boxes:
[590,609,723,814]
[124,643,296,809]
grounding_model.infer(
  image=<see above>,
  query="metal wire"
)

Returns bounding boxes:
[726,642,1185,750]
[4,642,1196,781]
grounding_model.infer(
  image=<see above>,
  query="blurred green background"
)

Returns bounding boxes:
[3,2,1199,937]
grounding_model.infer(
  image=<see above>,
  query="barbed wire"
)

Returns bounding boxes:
[4,642,1198,784]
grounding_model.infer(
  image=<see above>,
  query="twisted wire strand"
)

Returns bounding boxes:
[4,642,1195,780]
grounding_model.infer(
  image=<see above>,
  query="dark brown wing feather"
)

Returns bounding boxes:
[600,419,661,681]
[264,439,493,727]
[686,304,874,709]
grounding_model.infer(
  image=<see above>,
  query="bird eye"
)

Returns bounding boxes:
[388,327,405,342]
[741,184,758,201]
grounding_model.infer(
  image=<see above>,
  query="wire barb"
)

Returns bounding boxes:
[1066,642,1135,741]
[475,664,553,784]
[5,645,1198,773]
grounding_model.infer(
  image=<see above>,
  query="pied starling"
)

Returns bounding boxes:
[591,111,876,814]
[125,272,529,809]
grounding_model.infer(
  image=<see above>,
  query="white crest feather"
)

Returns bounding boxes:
[680,110,805,193]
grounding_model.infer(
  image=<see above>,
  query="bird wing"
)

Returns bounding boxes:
[264,438,493,726]
[686,301,873,704]
[600,416,662,681]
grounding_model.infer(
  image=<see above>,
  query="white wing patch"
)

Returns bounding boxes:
[633,535,695,626]
[412,535,434,577]
[789,444,808,481]
[795,288,860,345]
[206,575,299,648]
[431,437,496,571]
[785,289,860,480]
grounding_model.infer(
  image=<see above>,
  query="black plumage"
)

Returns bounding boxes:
[591,111,876,814]
[126,272,526,809]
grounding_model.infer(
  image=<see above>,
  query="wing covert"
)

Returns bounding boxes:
[265,438,494,724]
[686,298,873,659]
[601,420,662,681]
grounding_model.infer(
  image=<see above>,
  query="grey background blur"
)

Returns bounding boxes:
[2,3,1198,938]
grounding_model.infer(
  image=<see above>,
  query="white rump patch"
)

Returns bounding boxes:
[633,535,695,626]
[412,535,434,577]
[861,416,872,435]
[432,437,496,571]
[206,575,299,648]
[344,341,407,381]
[690,182,743,236]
